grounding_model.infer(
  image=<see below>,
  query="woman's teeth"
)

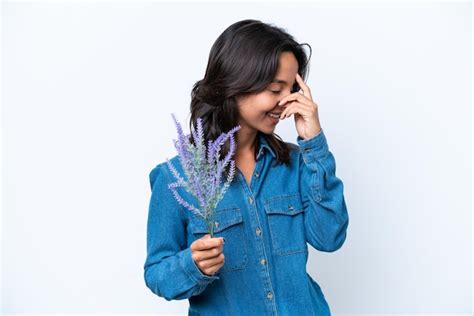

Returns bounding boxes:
[267,112,281,119]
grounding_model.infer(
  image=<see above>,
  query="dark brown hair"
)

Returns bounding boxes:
[189,19,312,178]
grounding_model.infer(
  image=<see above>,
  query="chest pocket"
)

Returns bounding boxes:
[188,206,248,272]
[264,193,308,256]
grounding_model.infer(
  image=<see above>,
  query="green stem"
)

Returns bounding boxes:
[208,219,214,238]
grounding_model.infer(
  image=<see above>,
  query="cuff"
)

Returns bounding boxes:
[179,247,220,285]
[296,128,329,164]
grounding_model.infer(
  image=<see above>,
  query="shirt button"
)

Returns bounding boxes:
[248,197,254,204]
[267,292,273,300]
[214,221,219,228]
[260,258,267,265]
[255,228,262,236]
[255,172,260,177]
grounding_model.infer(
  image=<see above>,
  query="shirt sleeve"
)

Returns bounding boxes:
[143,163,219,301]
[296,128,349,252]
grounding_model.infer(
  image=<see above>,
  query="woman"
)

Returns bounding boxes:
[144,19,349,315]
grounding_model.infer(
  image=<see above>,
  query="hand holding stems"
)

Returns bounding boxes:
[191,234,225,276]
[279,73,322,140]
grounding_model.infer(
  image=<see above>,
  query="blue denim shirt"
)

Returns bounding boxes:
[144,128,349,315]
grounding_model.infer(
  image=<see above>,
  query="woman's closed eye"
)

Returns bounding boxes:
[270,90,281,94]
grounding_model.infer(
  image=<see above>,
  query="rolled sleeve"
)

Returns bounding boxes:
[296,128,349,252]
[296,129,329,166]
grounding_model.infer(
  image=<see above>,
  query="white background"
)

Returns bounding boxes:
[1,0,472,315]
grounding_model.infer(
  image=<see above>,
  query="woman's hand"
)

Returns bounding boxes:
[278,73,322,140]
[190,234,225,276]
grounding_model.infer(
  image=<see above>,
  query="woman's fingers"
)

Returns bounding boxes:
[192,243,225,276]
[193,244,224,261]
[197,252,225,276]
[202,261,225,276]
[279,93,313,108]
[278,74,313,107]
[191,235,224,251]
[280,102,314,119]
[199,253,225,269]
[190,234,226,276]
[295,73,312,100]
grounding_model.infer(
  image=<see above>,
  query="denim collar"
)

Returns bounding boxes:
[256,132,276,159]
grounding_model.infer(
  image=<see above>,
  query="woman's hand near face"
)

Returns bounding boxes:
[278,73,322,140]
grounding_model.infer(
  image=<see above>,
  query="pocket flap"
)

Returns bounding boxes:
[263,193,304,216]
[189,206,243,234]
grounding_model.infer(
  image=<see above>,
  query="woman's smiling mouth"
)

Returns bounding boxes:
[266,111,282,118]
[266,111,282,124]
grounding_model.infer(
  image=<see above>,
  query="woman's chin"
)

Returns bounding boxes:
[260,123,277,134]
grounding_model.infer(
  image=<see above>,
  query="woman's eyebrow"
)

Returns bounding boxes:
[271,79,296,86]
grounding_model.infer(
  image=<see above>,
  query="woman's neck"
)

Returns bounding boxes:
[235,127,258,160]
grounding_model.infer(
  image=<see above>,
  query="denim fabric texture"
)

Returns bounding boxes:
[144,128,349,315]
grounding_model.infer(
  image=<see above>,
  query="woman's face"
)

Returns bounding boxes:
[236,51,299,135]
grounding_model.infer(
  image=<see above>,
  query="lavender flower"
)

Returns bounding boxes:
[166,113,240,237]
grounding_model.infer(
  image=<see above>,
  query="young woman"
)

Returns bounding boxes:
[144,19,349,315]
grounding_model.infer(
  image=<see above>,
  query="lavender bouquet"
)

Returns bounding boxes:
[166,113,241,237]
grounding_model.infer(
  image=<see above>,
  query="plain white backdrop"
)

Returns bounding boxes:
[1,0,472,315]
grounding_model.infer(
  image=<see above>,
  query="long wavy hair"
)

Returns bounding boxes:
[189,19,312,178]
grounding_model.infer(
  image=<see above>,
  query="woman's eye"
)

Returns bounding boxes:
[270,90,281,94]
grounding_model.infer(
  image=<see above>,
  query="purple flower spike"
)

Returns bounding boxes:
[166,113,241,237]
